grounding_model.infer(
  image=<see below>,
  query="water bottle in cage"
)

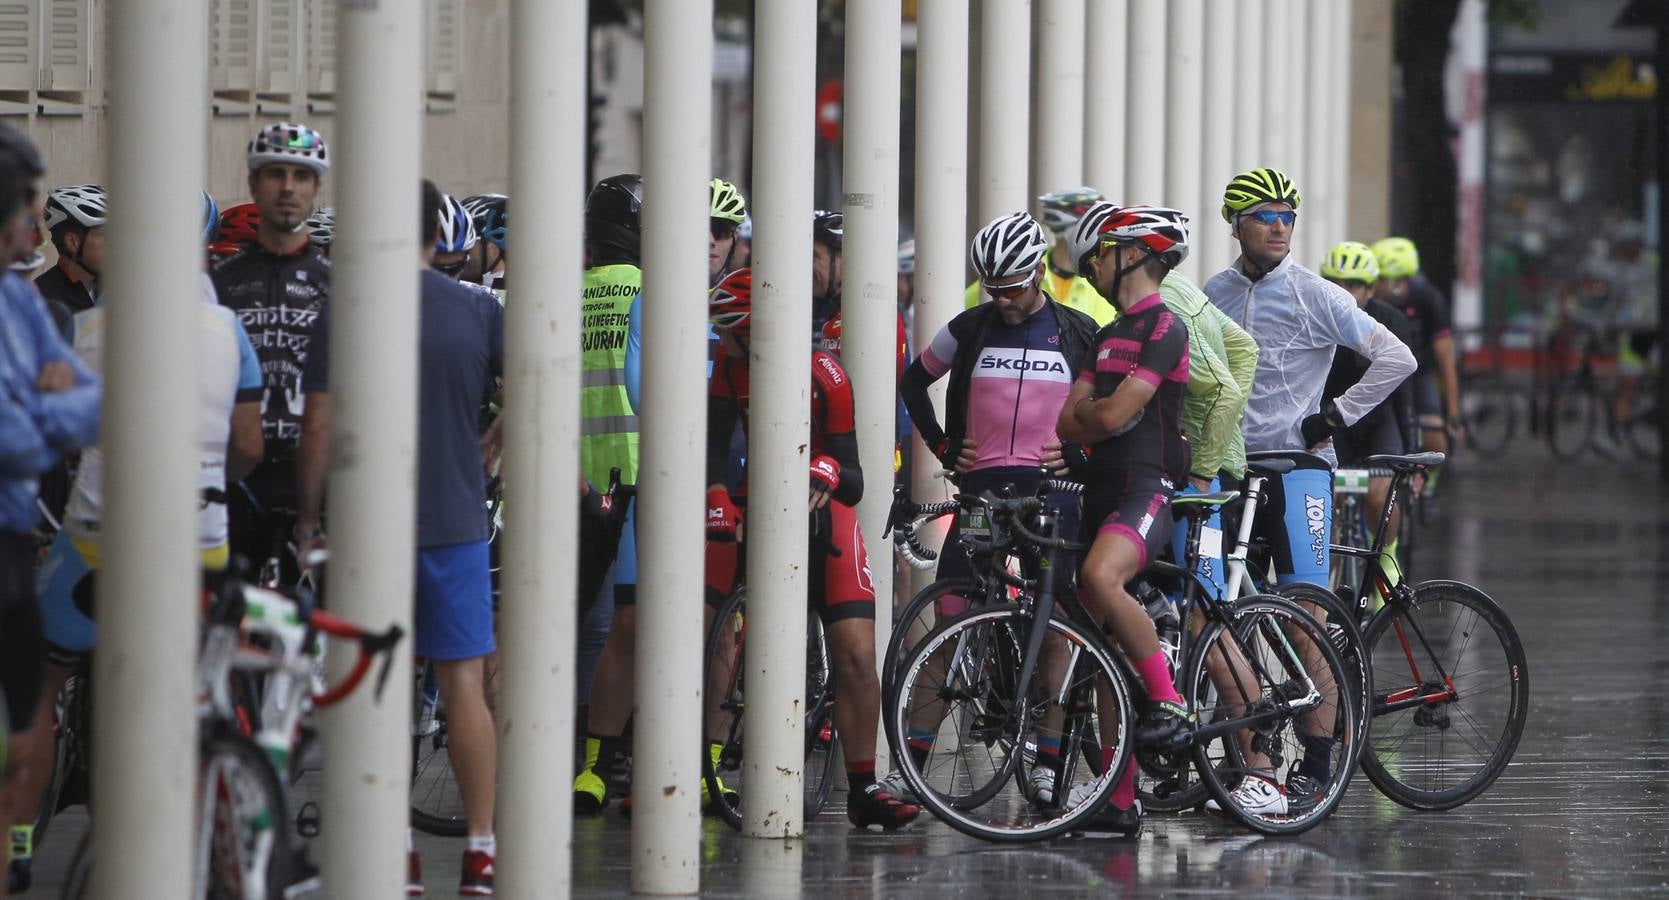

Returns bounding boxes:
[1139,582,1182,671]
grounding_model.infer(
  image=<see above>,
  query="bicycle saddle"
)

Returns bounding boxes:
[1364,451,1447,472]
[1244,456,1297,477]
[1171,491,1241,522]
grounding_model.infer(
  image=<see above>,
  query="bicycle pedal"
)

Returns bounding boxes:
[295,801,322,838]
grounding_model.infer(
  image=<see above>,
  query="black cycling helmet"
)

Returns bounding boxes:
[812,209,844,255]
[585,173,644,266]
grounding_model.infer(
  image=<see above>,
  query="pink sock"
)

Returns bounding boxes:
[1131,651,1182,705]
[1112,762,1137,809]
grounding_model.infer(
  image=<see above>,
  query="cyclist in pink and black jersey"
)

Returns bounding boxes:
[1055,203,1195,835]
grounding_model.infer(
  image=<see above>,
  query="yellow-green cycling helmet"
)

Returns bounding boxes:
[1371,236,1420,279]
[1320,241,1380,284]
[1221,167,1301,222]
[709,178,748,224]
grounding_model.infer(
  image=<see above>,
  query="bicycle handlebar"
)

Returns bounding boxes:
[307,609,405,708]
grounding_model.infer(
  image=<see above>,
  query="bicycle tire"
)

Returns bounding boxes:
[1545,376,1596,460]
[59,831,92,900]
[1461,372,1518,455]
[702,587,748,831]
[891,606,1134,843]
[198,731,291,900]
[1358,580,1528,810]
[1621,394,1661,459]
[409,663,466,837]
[33,673,86,846]
[1187,594,1360,835]
[1275,582,1372,759]
[881,577,978,755]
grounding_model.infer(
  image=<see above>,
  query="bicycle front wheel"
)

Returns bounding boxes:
[197,731,291,900]
[891,606,1135,843]
[882,578,981,755]
[1359,580,1528,810]
[1545,377,1595,460]
[409,662,466,837]
[1187,594,1360,835]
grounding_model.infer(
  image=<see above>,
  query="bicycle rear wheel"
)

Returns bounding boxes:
[702,587,748,831]
[1187,595,1359,835]
[1359,580,1528,810]
[891,606,1134,842]
[1621,394,1661,459]
[1462,372,1518,455]
[1546,376,1595,460]
[197,731,291,900]
[409,662,466,837]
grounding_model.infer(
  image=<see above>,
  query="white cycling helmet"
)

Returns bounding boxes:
[436,194,479,254]
[969,212,1049,282]
[247,122,330,175]
[44,184,107,231]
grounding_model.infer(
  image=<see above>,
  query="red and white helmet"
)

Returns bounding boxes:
[1069,202,1189,274]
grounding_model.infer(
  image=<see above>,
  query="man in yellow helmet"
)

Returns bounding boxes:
[1371,236,1461,486]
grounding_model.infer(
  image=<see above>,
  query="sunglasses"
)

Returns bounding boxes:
[983,272,1037,299]
[432,256,468,277]
[710,220,738,241]
[1243,210,1296,227]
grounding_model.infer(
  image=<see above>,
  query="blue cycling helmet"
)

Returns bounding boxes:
[201,191,219,244]
[436,193,478,254]
[462,193,508,250]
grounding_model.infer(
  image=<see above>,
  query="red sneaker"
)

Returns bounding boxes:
[406,849,424,896]
[459,849,495,896]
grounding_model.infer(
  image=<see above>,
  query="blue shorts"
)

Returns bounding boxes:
[1248,455,1333,588]
[415,540,495,661]
[35,530,94,664]
[1170,477,1228,604]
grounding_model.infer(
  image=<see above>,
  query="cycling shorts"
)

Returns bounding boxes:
[1247,452,1332,587]
[1333,413,1405,467]
[36,530,230,667]
[1412,373,1443,425]
[704,500,876,624]
[604,500,639,606]
[934,467,1081,615]
[414,540,494,661]
[2,532,46,731]
[1082,471,1174,573]
[1169,478,1227,604]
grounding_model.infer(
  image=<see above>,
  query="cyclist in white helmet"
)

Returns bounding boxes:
[963,187,1118,325]
[893,210,1100,805]
[35,185,107,333]
[433,193,480,280]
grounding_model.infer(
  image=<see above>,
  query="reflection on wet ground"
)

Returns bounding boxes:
[24,446,1669,896]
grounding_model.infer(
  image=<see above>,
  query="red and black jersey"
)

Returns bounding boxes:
[707,346,863,506]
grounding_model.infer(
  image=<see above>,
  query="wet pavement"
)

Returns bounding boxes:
[22,442,1669,897]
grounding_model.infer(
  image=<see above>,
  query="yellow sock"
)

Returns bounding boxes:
[1370,539,1401,613]
[582,736,601,772]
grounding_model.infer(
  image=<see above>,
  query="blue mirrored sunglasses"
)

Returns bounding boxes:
[1244,210,1296,227]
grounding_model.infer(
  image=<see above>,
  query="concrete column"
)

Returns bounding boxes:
[1348,0,1395,240]
[978,0,1032,222]
[496,0,584,893]
[633,0,712,891]
[91,1,207,895]
[1202,0,1239,270]
[1034,0,1086,196]
[1084,0,1128,199]
[1451,0,1488,327]
[911,0,970,598]
[319,2,423,897]
[1125,0,1167,200]
[743,0,815,838]
[1232,0,1266,174]
[1333,2,1357,245]
[1259,0,1293,177]
[843,0,901,772]
[1164,0,1203,281]
[1299,0,1329,264]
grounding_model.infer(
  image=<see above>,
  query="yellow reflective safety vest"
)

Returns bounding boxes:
[580,264,641,487]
